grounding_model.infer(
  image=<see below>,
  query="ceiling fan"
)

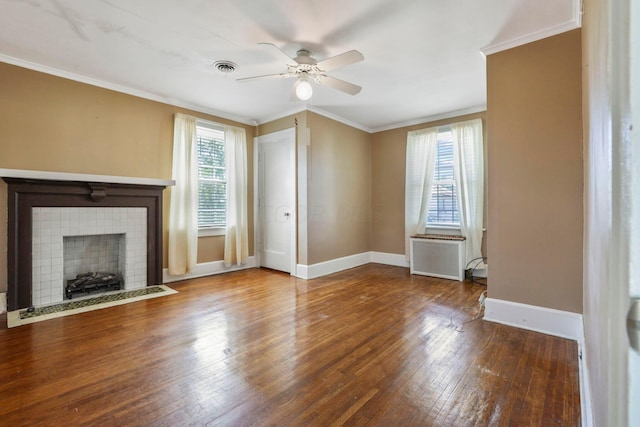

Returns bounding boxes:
[237,43,364,100]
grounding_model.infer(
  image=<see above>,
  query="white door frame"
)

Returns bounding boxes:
[254,127,297,275]
[629,0,640,417]
[623,0,640,420]
[609,0,640,426]
[609,0,639,423]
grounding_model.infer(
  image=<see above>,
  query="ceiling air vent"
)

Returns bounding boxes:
[214,61,238,75]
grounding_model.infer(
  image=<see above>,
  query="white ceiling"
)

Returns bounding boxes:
[0,0,580,132]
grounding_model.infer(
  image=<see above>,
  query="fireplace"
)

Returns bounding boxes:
[63,233,126,289]
[31,207,147,305]
[2,169,173,311]
[63,233,126,299]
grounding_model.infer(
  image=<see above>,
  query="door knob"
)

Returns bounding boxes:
[629,298,640,354]
[284,212,290,218]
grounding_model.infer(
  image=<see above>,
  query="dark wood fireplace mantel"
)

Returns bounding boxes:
[2,169,174,311]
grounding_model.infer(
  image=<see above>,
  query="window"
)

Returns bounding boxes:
[196,121,226,232]
[427,128,459,226]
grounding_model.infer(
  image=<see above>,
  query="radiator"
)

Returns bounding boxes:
[410,237,466,281]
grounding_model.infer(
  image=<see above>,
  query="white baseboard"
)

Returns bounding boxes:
[295,251,409,280]
[577,321,593,427]
[163,251,408,283]
[0,292,6,315]
[370,251,410,267]
[163,256,256,283]
[483,297,592,427]
[294,264,309,279]
[296,252,371,280]
[483,297,582,340]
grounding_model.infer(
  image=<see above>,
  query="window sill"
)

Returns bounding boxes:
[425,225,462,236]
[198,227,226,237]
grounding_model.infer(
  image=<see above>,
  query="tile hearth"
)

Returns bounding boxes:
[7,285,177,328]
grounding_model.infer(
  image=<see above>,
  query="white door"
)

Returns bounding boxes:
[257,128,296,273]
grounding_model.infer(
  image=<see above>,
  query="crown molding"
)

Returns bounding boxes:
[481,20,580,56]
[306,106,372,133]
[370,105,487,133]
[258,105,488,134]
[256,105,372,133]
[481,0,582,56]
[0,54,257,127]
[255,105,309,127]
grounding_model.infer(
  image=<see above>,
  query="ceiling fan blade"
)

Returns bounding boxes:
[236,72,295,82]
[258,42,296,63]
[317,50,364,71]
[317,75,362,95]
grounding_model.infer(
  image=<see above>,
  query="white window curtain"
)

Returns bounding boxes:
[451,118,484,267]
[405,126,439,260]
[223,125,249,267]
[168,113,199,275]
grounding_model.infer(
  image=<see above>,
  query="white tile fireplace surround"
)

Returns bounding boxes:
[32,207,147,306]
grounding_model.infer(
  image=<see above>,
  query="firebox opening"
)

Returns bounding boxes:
[63,233,126,299]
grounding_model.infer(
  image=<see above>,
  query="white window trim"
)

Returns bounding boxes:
[425,225,462,236]
[198,227,226,237]
[196,119,224,133]
[426,225,461,231]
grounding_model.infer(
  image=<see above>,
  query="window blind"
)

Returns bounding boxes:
[427,129,460,226]
[196,123,226,229]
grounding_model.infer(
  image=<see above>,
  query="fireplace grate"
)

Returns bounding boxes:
[65,272,124,299]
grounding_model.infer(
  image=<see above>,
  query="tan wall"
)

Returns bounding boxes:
[487,29,583,313]
[371,112,487,256]
[0,62,255,292]
[306,112,371,264]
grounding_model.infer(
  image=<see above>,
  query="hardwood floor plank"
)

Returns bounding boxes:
[0,264,580,426]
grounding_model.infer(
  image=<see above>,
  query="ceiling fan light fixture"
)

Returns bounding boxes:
[239,43,364,100]
[295,76,313,100]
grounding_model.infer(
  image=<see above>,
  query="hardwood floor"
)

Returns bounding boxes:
[0,264,580,426]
